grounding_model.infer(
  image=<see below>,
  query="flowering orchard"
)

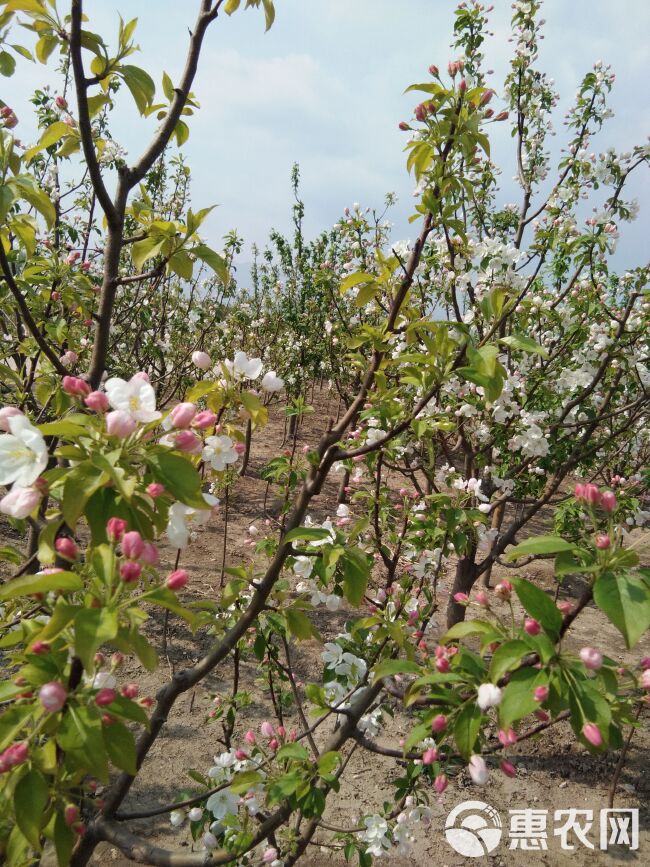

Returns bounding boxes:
[0,0,649,865]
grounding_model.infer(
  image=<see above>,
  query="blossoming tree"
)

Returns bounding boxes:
[0,0,648,865]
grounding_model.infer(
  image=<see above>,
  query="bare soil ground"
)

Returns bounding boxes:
[2,388,648,866]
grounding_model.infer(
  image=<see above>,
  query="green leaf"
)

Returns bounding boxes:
[286,608,316,641]
[23,121,71,162]
[74,608,118,671]
[283,527,333,544]
[230,769,263,794]
[341,547,369,606]
[54,812,75,867]
[317,751,340,776]
[340,271,376,294]
[372,658,421,682]
[129,629,158,671]
[120,64,155,114]
[103,721,137,775]
[62,463,108,527]
[498,667,548,728]
[498,333,549,358]
[168,250,193,280]
[276,743,309,762]
[146,450,206,508]
[162,70,174,100]
[0,50,16,77]
[511,578,563,640]
[488,640,532,682]
[0,569,82,601]
[454,702,482,759]
[193,244,230,285]
[131,235,166,271]
[441,620,501,643]
[593,572,650,649]
[14,769,48,848]
[261,0,275,30]
[506,535,577,560]
[141,586,198,628]
[57,706,109,781]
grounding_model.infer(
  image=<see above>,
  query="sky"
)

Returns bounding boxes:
[3,0,650,274]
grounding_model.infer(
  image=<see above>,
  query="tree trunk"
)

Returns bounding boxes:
[482,500,506,587]
[446,543,478,628]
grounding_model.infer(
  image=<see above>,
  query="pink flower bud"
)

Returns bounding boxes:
[95,688,116,707]
[62,375,90,397]
[235,749,247,761]
[55,536,78,561]
[175,429,202,453]
[170,402,196,429]
[429,64,439,76]
[640,670,650,690]
[0,485,41,519]
[29,640,50,658]
[557,600,573,615]
[140,542,159,565]
[263,849,278,865]
[121,531,144,560]
[106,410,137,438]
[55,95,68,110]
[434,773,447,794]
[436,657,450,673]
[0,406,24,431]
[106,517,128,542]
[575,482,600,504]
[166,569,189,591]
[580,647,603,670]
[84,390,109,412]
[422,747,438,765]
[111,653,124,669]
[447,60,458,76]
[120,561,142,582]
[260,721,274,738]
[596,533,611,550]
[268,737,279,751]
[193,410,217,430]
[0,741,28,773]
[582,722,602,747]
[480,89,494,105]
[533,685,549,702]
[431,714,447,734]
[453,592,469,605]
[497,727,517,746]
[494,111,509,121]
[64,804,78,826]
[122,683,139,699]
[468,754,488,785]
[60,351,79,367]
[191,350,212,370]
[146,482,165,497]
[524,617,541,636]
[500,759,517,778]
[234,441,246,454]
[39,681,67,713]
[459,78,467,93]
[600,491,617,513]
[494,580,512,600]
[476,590,489,607]
[244,730,256,745]
[640,657,650,670]
[132,371,150,382]
[415,102,427,121]
[398,121,410,131]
